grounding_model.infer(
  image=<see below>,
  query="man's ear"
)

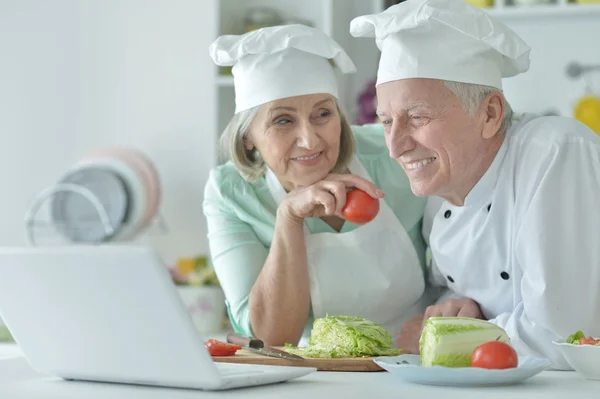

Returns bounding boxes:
[481,92,504,139]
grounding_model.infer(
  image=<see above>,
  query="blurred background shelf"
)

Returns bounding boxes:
[214,0,385,137]
[488,2,600,18]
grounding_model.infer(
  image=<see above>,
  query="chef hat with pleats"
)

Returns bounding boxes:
[349,0,531,90]
[209,24,357,113]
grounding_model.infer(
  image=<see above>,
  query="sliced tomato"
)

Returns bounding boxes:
[205,339,242,356]
[579,336,598,345]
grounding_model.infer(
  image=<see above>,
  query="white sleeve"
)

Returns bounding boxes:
[488,137,600,370]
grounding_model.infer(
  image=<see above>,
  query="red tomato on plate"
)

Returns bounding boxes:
[471,341,518,369]
[205,339,242,357]
[341,189,380,224]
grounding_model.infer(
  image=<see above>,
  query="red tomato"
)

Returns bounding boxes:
[341,189,380,224]
[471,341,518,369]
[205,339,242,357]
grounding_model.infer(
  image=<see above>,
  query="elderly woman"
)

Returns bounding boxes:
[204,24,431,347]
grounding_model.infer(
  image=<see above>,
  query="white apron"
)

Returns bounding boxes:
[265,157,426,338]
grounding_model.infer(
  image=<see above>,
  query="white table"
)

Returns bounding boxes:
[0,343,598,398]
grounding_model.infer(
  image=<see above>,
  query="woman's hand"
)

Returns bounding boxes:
[278,174,384,222]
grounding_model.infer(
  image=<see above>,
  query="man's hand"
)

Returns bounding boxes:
[422,298,483,328]
[395,299,483,354]
[395,314,424,354]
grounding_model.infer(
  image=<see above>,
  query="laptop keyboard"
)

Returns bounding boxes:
[216,363,267,377]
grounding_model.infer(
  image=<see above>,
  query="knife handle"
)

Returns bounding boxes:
[226,333,264,349]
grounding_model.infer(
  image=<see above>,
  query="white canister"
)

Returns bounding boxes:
[177,286,226,334]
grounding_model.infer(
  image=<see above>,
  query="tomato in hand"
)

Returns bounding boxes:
[205,339,242,357]
[341,189,380,224]
[471,341,518,369]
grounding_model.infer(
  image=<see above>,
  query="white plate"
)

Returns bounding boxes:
[374,354,551,387]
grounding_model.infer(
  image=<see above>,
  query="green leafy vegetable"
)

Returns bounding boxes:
[419,317,511,368]
[566,330,585,345]
[284,315,401,358]
[0,327,14,342]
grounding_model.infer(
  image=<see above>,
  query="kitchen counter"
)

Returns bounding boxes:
[0,343,598,398]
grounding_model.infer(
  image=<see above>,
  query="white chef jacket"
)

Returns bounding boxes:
[423,113,600,370]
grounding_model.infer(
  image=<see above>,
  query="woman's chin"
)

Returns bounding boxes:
[288,168,331,188]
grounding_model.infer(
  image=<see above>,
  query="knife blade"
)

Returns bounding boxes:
[226,333,304,361]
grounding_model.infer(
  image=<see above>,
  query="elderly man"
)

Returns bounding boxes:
[351,0,600,369]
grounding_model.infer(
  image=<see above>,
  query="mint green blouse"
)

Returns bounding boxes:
[203,123,428,338]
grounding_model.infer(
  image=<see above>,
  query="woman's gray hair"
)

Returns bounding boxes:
[218,100,356,182]
[443,81,514,135]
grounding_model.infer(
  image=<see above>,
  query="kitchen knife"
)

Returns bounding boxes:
[226,333,304,361]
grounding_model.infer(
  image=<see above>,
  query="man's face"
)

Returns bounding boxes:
[376,78,492,204]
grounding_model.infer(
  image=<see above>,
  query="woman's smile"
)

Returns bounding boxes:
[291,151,323,166]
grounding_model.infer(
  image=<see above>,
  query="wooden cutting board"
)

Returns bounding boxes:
[212,348,384,372]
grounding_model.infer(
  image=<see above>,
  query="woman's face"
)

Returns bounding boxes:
[245,93,342,191]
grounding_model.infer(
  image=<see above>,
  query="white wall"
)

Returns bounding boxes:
[501,15,600,117]
[0,0,218,263]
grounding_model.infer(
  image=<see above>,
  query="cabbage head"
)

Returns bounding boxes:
[284,315,401,358]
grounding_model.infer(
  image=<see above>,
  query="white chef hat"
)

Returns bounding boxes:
[350,0,531,90]
[209,24,357,113]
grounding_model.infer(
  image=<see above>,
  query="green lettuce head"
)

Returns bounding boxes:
[284,315,401,358]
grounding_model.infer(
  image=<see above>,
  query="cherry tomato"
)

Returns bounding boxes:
[205,339,242,357]
[341,189,380,224]
[471,341,518,369]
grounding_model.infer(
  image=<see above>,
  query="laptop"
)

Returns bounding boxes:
[0,245,316,390]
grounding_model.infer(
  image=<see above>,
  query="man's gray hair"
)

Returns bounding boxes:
[218,100,355,182]
[443,81,514,135]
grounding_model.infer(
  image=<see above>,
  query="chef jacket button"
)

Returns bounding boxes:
[500,271,510,280]
[447,275,454,283]
[444,210,452,218]
[487,203,492,212]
